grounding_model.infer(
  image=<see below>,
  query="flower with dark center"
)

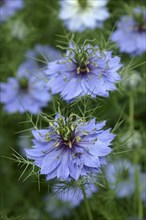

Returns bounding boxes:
[105,160,139,198]
[45,42,122,101]
[119,168,129,180]
[25,113,115,181]
[0,61,51,114]
[111,7,146,55]
[59,0,109,32]
[0,0,24,23]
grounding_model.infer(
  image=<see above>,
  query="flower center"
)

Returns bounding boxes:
[19,77,29,91]
[75,52,90,74]
[36,54,46,68]
[77,0,88,9]
[120,168,129,180]
[56,120,76,148]
[133,13,146,32]
[137,23,146,32]
[47,115,82,148]
[0,0,5,6]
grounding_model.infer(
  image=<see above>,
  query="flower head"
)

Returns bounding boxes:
[120,130,143,149]
[105,160,138,198]
[0,61,51,114]
[53,178,97,207]
[111,7,146,55]
[25,113,115,181]
[11,20,28,40]
[59,0,109,32]
[122,71,142,90]
[45,43,122,101]
[0,0,24,23]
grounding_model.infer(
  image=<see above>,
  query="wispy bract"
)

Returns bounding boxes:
[53,179,97,207]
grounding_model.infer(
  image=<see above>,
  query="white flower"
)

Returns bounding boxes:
[59,0,109,32]
[121,130,142,149]
[122,71,142,89]
[11,20,28,40]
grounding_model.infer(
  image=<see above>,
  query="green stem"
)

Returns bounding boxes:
[129,92,134,131]
[135,162,143,220]
[138,192,143,220]
[82,186,93,220]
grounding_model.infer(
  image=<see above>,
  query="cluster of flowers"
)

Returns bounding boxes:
[1,0,145,56]
[0,44,60,114]
[0,41,122,113]
[1,0,145,211]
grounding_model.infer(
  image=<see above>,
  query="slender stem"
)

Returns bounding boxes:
[130,92,143,218]
[82,186,93,220]
[135,161,143,220]
[129,92,134,131]
[138,191,143,220]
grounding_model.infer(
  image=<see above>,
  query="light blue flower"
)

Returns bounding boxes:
[0,0,24,23]
[111,7,146,55]
[25,114,115,181]
[0,61,51,114]
[45,43,122,101]
[53,178,97,207]
[105,160,138,198]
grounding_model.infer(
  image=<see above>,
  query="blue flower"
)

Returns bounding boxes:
[45,43,122,101]
[105,160,138,198]
[0,0,24,23]
[59,0,109,32]
[0,61,51,114]
[25,44,61,70]
[25,114,115,181]
[111,7,146,55]
[53,178,97,207]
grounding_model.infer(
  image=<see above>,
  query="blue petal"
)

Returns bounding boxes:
[41,150,61,174]
[57,151,70,179]
[81,152,100,168]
